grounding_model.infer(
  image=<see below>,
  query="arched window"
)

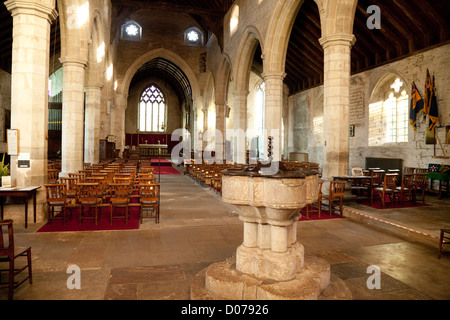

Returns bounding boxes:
[369,77,409,146]
[184,27,203,46]
[120,21,142,41]
[139,85,166,132]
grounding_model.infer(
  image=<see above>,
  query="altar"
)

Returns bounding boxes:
[139,144,168,157]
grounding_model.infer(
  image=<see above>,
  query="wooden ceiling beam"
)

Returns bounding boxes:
[390,0,430,48]
[111,0,222,17]
[372,1,417,52]
[409,0,449,42]
[355,1,407,56]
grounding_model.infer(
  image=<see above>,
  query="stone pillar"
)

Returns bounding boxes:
[232,90,248,163]
[262,71,286,162]
[319,34,356,178]
[110,99,126,154]
[60,57,87,176]
[6,0,57,187]
[84,85,102,164]
[215,102,226,163]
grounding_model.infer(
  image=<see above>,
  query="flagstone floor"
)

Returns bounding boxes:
[1,168,450,303]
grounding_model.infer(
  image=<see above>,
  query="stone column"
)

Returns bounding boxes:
[232,90,248,163]
[110,96,126,155]
[84,84,102,164]
[262,71,286,162]
[215,102,226,163]
[60,57,87,176]
[319,34,356,178]
[6,0,57,187]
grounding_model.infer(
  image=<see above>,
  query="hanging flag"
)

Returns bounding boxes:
[409,81,423,132]
[424,69,432,120]
[428,75,439,131]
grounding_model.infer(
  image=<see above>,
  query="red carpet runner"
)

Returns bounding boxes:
[37,206,140,232]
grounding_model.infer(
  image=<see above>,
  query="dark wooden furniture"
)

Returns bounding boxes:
[44,183,69,225]
[99,139,116,161]
[109,183,131,225]
[374,173,399,208]
[322,181,346,215]
[333,175,374,204]
[427,172,450,200]
[438,229,450,259]
[0,219,32,300]
[0,186,41,228]
[77,183,102,225]
[305,180,324,218]
[138,183,160,224]
[415,173,428,204]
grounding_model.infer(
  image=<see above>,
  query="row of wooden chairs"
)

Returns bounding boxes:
[350,167,428,208]
[44,160,160,226]
[185,161,246,193]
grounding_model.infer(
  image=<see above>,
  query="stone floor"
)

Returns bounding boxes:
[1,168,450,302]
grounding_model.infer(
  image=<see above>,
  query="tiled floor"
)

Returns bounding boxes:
[1,170,450,301]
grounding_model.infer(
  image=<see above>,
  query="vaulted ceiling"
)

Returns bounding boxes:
[1,0,449,96]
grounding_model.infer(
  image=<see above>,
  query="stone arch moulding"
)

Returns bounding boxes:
[86,11,105,86]
[119,48,200,110]
[57,0,90,63]
[263,0,304,74]
[214,53,232,106]
[232,25,264,93]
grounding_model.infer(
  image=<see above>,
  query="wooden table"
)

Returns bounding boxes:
[333,175,374,204]
[0,186,41,228]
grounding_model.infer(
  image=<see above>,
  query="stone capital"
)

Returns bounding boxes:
[319,33,356,49]
[59,56,88,68]
[261,71,287,81]
[5,0,58,22]
[85,83,103,91]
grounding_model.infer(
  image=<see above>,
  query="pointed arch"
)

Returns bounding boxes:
[232,25,264,92]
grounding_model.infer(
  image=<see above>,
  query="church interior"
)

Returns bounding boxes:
[0,0,449,302]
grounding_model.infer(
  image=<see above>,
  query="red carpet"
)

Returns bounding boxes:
[153,166,182,175]
[37,206,140,232]
[298,207,344,221]
[150,158,172,166]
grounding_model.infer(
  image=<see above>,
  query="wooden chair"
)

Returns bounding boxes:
[0,219,32,300]
[109,183,131,225]
[44,183,70,225]
[305,180,324,218]
[415,173,428,204]
[77,183,102,225]
[438,229,450,259]
[396,173,415,203]
[404,167,416,174]
[138,183,160,224]
[59,177,78,202]
[374,173,399,207]
[322,181,346,215]
[47,168,59,184]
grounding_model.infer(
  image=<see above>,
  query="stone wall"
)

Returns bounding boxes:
[290,43,450,172]
[0,69,11,154]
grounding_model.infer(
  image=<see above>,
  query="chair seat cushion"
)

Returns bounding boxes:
[111,198,129,205]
